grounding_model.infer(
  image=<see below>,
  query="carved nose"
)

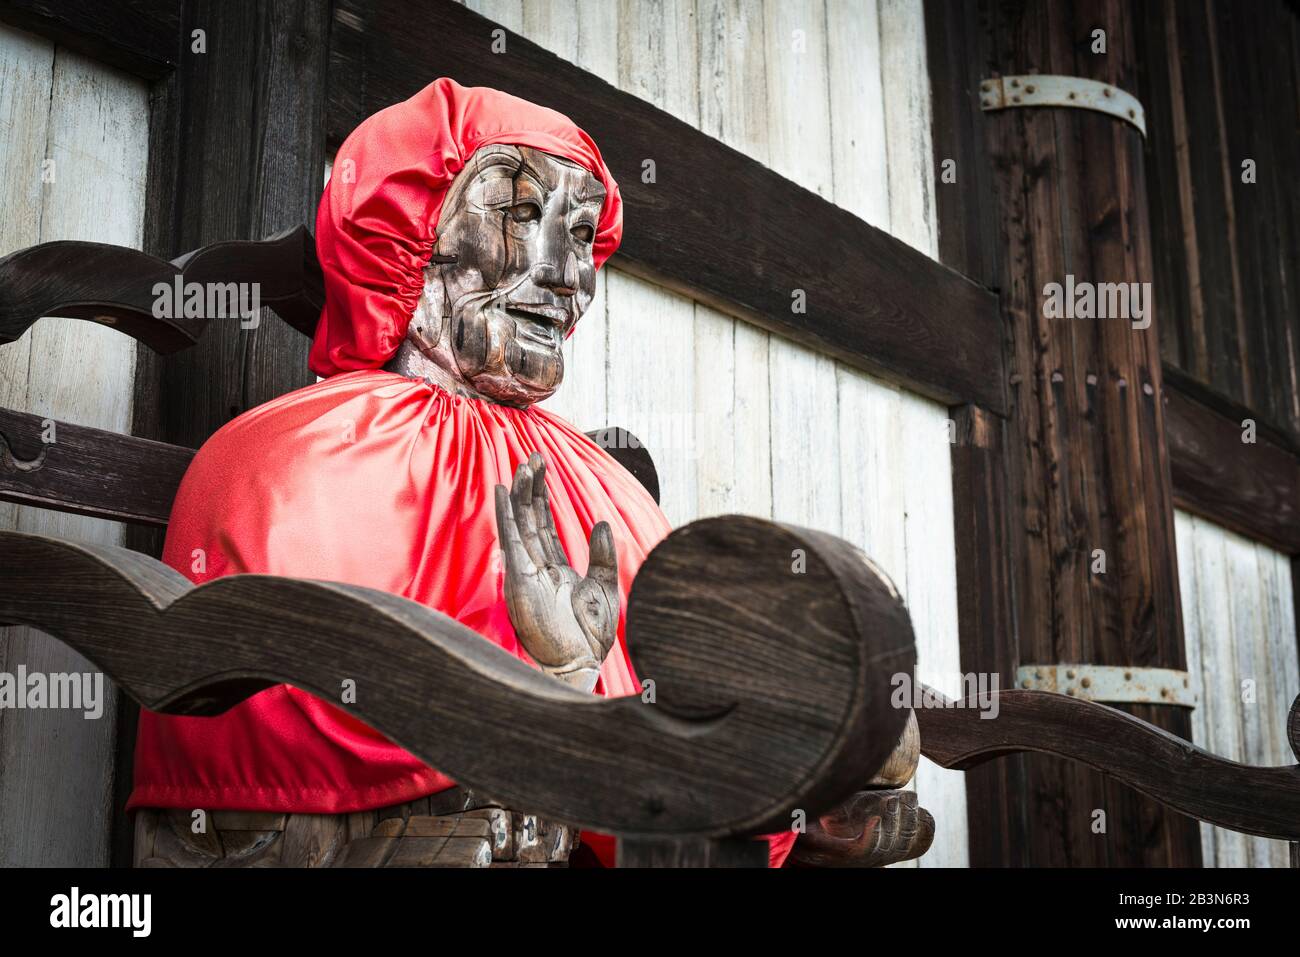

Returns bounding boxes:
[562,252,579,292]
[535,252,580,295]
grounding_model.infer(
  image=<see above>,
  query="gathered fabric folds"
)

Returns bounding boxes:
[127,371,795,867]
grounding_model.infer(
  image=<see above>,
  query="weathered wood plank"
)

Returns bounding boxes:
[1164,371,1300,554]
[0,0,178,79]
[326,0,1007,413]
[1176,511,1300,867]
[0,33,149,867]
[976,0,1197,867]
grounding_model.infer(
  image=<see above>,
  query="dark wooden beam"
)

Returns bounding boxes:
[119,0,334,868]
[0,0,179,79]
[947,404,1029,865]
[1163,372,1300,555]
[0,408,192,527]
[325,0,1007,414]
[953,0,1197,866]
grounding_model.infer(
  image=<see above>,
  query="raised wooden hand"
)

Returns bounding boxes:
[495,453,619,693]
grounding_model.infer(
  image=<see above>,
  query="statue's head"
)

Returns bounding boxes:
[310,79,622,408]
[402,145,606,407]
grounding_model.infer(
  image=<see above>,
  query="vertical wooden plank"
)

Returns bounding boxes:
[1173,511,1215,865]
[694,0,771,520]
[698,0,768,160]
[574,0,620,85]
[1223,532,1272,866]
[862,0,966,866]
[0,35,148,867]
[768,343,839,531]
[1192,517,1248,867]
[878,0,936,255]
[464,0,524,32]
[616,0,699,126]
[763,0,838,536]
[0,24,53,529]
[731,320,773,518]
[1178,511,1299,867]
[837,371,907,593]
[605,273,697,527]
[763,0,832,198]
[979,0,1196,866]
[824,0,889,228]
[604,0,700,526]
[900,392,967,867]
[125,0,331,869]
[1255,543,1296,867]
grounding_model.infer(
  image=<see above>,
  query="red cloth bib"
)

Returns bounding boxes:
[127,371,795,867]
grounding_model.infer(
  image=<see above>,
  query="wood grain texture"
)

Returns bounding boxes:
[1138,0,1300,446]
[1175,511,1300,866]
[0,0,178,79]
[0,516,916,840]
[326,0,1007,412]
[1165,370,1300,554]
[975,0,1197,867]
[0,227,325,352]
[918,688,1300,842]
[135,0,330,451]
[0,30,148,868]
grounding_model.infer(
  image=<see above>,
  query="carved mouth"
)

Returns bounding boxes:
[506,307,564,348]
[506,301,570,327]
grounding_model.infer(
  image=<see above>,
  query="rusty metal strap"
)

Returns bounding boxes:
[1016,664,1196,708]
[980,75,1146,137]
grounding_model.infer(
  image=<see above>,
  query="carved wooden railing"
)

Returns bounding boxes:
[0,517,916,865]
[919,691,1300,841]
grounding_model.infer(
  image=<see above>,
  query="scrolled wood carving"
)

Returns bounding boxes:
[0,514,915,840]
[918,688,1300,841]
[0,225,323,352]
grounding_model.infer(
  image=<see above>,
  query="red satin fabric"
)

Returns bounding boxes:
[311,78,623,378]
[127,372,795,867]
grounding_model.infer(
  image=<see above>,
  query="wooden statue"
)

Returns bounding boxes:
[122,80,935,868]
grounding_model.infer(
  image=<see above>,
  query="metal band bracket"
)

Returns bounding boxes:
[1016,664,1196,708]
[980,75,1147,137]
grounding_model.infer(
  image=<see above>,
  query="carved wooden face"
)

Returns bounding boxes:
[407,144,605,406]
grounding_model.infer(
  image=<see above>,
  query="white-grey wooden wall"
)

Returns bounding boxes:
[463,0,968,866]
[0,23,148,866]
[1175,510,1300,868]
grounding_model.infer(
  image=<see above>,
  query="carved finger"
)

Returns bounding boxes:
[571,577,616,661]
[494,484,536,577]
[529,453,567,568]
[585,521,619,597]
[509,461,548,571]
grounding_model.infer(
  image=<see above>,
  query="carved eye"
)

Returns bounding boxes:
[571,223,595,244]
[508,202,541,223]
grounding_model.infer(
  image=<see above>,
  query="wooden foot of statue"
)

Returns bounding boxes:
[789,711,935,867]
